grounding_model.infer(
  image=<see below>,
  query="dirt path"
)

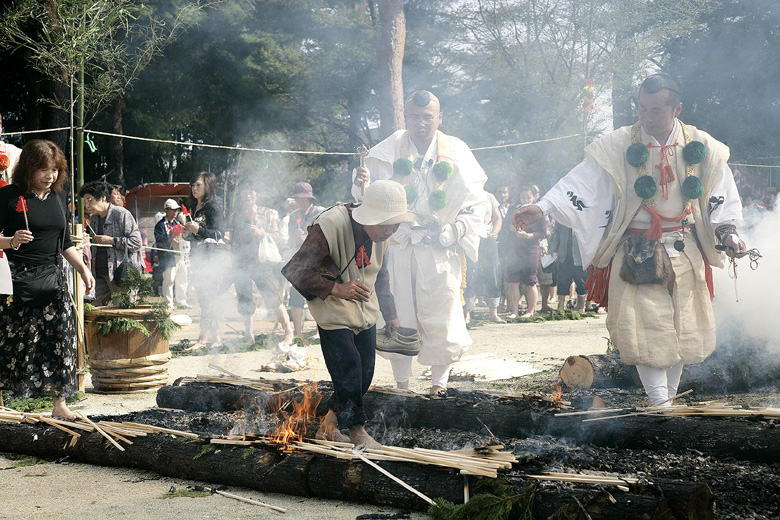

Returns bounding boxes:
[0,312,608,520]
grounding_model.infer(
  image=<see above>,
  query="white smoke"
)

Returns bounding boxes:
[712,205,778,348]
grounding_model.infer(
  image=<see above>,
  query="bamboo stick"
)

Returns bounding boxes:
[213,489,286,513]
[76,412,125,451]
[352,450,436,506]
[120,421,200,439]
[39,417,82,438]
[208,364,242,379]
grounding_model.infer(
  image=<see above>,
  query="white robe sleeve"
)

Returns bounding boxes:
[535,156,617,266]
[708,164,743,227]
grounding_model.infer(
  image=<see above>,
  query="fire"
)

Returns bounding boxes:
[269,383,322,446]
[550,379,564,405]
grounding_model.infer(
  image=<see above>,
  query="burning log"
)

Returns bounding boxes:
[157,380,780,464]
[0,418,717,518]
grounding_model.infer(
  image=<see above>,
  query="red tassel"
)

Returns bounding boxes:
[356,245,371,268]
[16,196,28,213]
[643,205,664,240]
[585,262,612,309]
[0,152,9,171]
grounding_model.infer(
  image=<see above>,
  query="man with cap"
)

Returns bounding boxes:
[283,180,412,448]
[285,182,325,366]
[154,198,190,310]
[352,90,489,394]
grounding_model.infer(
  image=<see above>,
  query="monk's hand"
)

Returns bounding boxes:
[723,234,748,258]
[354,166,370,188]
[331,280,371,302]
[512,204,543,231]
[385,319,401,336]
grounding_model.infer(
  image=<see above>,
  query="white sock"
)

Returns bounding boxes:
[430,364,452,389]
[390,356,414,384]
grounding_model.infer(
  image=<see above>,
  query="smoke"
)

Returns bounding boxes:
[712,206,778,349]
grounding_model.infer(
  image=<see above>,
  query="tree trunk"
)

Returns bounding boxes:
[108,97,125,188]
[0,420,714,517]
[157,382,780,464]
[611,75,635,129]
[376,0,406,139]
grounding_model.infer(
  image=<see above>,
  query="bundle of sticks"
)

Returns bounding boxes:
[556,390,780,422]
[0,406,198,451]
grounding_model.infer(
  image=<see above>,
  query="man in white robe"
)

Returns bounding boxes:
[353,90,488,394]
[514,74,747,405]
[0,115,22,186]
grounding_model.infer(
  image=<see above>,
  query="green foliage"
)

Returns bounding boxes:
[98,317,151,337]
[626,143,649,167]
[4,392,86,414]
[393,158,414,176]
[115,268,156,308]
[23,472,48,477]
[6,456,47,468]
[242,448,256,460]
[193,443,216,460]
[682,141,707,165]
[681,176,704,200]
[427,479,535,520]
[428,190,448,211]
[84,302,96,312]
[634,176,657,200]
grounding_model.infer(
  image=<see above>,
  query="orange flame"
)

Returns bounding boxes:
[269,383,322,446]
[550,379,563,405]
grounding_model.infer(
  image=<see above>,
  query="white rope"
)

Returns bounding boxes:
[729,163,780,169]
[87,242,184,255]
[2,126,75,136]
[5,124,581,156]
[470,133,580,151]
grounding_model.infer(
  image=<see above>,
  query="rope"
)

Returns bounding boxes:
[2,126,75,136]
[470,133,580,151]
[730,163,780,169]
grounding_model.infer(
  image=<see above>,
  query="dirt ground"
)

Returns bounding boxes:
[0,295,608,520]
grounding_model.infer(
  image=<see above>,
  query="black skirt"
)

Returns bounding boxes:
[0,284,76,398]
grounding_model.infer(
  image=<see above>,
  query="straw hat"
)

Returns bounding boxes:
[352,180,415,226]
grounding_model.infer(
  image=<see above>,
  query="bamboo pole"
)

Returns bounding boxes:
[76,412,125,451]
[352,450,436,506]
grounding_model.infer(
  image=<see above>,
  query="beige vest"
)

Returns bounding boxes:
[306,205,388,333]
[586,120,729,268]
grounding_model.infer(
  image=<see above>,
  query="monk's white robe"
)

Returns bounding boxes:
[537,119,742,368]
[0,141,22,185]
[353,130,488,369]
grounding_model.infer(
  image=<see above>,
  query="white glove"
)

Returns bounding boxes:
[438,221,466,247]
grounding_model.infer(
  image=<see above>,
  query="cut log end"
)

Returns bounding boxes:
[559,356,595,389]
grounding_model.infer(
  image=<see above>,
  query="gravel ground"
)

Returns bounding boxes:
[0,300,608,520]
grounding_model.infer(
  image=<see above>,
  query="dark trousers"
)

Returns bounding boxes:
[318,325,376,429]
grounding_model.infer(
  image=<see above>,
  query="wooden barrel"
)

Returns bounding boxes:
[85,308,171,394]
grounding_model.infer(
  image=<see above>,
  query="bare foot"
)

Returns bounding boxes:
[521,312,535,318]
[539,306,553,313]
[316,410,351,443]
[51,398,78,420]
[430,385,446,396]
[348,426,381,450]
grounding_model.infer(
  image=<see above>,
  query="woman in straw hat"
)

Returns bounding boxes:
[283,180,413,449]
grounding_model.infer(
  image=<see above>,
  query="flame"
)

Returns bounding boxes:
[550,379,564,405]
[269,383,322,446]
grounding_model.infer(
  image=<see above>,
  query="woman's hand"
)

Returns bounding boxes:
[10,230,34,247]
[92,234,115,246]
[516,230,533,239]
[330,281,371,302]
[80,267,96,293]
[183,222,200,234]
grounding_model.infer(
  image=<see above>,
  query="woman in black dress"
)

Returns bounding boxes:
[0,140,95,418]
[183,172,226,349]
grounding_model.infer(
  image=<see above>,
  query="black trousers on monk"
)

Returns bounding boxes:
[318,325,376,429]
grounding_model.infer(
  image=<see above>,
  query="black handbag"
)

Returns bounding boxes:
[10,193,67,307]
[113,239,129,285]
[11,262,65,307]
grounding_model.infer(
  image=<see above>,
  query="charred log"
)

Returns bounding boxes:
[0,419,716,518]
[157,382,780,464]
[0,420,462,510]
